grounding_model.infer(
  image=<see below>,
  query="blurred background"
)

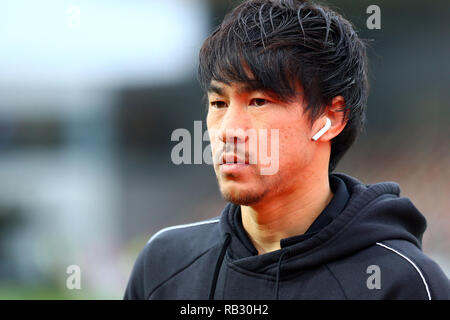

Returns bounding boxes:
[0,0,448,299]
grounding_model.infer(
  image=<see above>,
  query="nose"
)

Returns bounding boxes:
[217,105,250,145]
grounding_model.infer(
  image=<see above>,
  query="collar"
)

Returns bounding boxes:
[230,174,350,254]
[280,174,350,247]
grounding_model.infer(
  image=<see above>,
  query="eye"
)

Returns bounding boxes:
[249,98,269,107]
[210,101,227,109]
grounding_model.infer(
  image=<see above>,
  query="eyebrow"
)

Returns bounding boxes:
[207,83,225,95]
[207,81,269,96]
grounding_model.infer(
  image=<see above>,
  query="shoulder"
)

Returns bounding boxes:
[327,240,450,300]
[146,216,221,256]
[145,216,222,284]
[124,217,221,299]
[373,240,450,300]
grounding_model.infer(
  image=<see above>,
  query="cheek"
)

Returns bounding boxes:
[206,115,219,147]
[207,128,220,161]
[206,113,214,131]
[278,124,311,169]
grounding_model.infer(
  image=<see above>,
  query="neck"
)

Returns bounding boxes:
[241,173,333,255]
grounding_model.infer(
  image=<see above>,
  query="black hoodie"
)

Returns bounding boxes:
[124,172,450,300]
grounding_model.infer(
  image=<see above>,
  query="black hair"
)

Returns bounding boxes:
[198,0,369,173]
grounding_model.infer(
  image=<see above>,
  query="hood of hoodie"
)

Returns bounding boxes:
[218,172,427,278]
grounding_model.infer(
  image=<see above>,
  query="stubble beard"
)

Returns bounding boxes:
[216,169,282,206]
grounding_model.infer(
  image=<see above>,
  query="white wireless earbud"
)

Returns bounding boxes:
[312,117,331,141]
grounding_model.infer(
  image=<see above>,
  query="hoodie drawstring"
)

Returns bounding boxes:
[209,233,231,300]
[275,250,288,300]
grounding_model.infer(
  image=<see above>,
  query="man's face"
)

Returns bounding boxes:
[206,79,317,206]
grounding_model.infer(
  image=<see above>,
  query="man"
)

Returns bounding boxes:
[124,0,449,299]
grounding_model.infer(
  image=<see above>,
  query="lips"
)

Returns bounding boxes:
[221,153,248,165]
[219,154,250,175]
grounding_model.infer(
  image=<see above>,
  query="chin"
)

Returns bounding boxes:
[220,183,267,206]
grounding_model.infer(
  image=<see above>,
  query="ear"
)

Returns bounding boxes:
[312,96,348,142]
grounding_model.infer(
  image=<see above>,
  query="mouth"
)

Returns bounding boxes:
[221,153,249,165]
[219,153,251,175]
